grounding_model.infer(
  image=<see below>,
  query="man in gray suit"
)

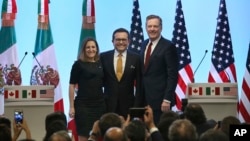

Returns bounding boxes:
[140,15,179,124]
[100,28,142,119]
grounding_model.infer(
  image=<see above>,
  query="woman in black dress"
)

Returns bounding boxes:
[68,37,106,141]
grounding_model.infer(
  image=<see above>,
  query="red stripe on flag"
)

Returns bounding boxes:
[215,87,220,95]
[54,99,64,112]
[199,87,203,95]
[239,101,250,123]
[68,119,78,141]
[188,87,192,95]
[242,80,250,101]
[11,0,17,13]
[44,0,49,15]
[31,90,36,98]
[90,0,95,16]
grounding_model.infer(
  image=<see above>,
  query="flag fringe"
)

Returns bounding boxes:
[1,20,14,27]
[38,23,48,29]
[82,16,95,29]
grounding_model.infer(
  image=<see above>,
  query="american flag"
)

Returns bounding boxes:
[128,0,144,54]
[238,43,250,123]
[172,0,193,111]
[208,0,237,83]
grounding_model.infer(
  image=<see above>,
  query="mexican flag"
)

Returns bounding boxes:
[30,0,64,112]
[0,0,20,115]
[77,0,96,57]
[68,0,96,140]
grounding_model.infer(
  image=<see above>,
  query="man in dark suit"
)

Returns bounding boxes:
[141,15,179,124]
[100,28,142,119]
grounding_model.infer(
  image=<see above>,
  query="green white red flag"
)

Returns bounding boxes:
[30,0,64,112]
[0,0,20,115]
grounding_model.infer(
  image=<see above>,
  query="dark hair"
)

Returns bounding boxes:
[0,124,12,141]
[98,113,122,137]
[199,129,229,141]
[112,28,130,41]
[78,37,100,61]
[124,120,146,141]
[45,111,67,131]
[184,103,207,125]
[43,120,67,141]
[220,116,240,136]
[0,116,11,128]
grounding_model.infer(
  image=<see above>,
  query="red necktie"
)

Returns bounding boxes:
[144,42,152,69]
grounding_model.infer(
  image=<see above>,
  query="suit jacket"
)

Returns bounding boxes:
[100,50,142,118]
[140,37,178,110]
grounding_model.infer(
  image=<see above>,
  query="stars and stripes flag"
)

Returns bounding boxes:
[0,0,20,115]
[238,43,250,123]
[208,0,237,83]
[30,0,64,112]
[172,0,193,111]
[128,0,144,54]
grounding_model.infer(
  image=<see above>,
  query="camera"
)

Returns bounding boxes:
[129,107,146,121]
[14,110,23,124]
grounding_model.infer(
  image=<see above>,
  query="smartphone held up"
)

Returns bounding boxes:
[14,109,23,124]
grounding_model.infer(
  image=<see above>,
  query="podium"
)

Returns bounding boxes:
[186,83,238,121]
[3,85,54,140]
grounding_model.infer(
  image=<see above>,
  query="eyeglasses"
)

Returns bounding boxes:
[114,38,128,42]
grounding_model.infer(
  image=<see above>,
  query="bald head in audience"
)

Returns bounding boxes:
[104,127,128,141]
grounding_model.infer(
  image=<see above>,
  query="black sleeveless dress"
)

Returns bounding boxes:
[69,60,106,136]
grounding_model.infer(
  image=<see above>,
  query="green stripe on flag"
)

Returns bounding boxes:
[34,23,53,54]
[206,87,211,95]
[0,27,17,53]
[1,0,8,13]
[22,90,27,98]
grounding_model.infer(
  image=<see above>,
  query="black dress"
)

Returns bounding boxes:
[69,60,106,136]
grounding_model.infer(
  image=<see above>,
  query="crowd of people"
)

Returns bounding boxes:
[0,104,246,141]
[0,14,247,141]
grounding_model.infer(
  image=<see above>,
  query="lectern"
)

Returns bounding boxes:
[4,85,54,140]
[186,83,238,121]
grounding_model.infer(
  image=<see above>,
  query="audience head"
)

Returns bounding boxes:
[48,130,71,141]
[220,115,241,136]
[98,113,123,137]
[158,117,178,141]
[104,127,128,141]
[124,120,148,141]
[0,124,12,141]
[168,119,198,141]
[184,103,207,125]
[0,116,11,128]
[45,111,67,131]
[199,128,229,141]
[43,120,67,141]
[159,110,179,121]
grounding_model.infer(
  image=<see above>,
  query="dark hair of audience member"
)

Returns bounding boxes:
[0,116,11,128]
[168,119,198,141]
[199,128,229,141]
[158,117,177,141]
[0,124,12,141]
[184,103,207,125]
[45,111,67,131]
[43,120,67,141]
[220,116,241,136]
[98,113,123,137]
[124,120,147,141]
